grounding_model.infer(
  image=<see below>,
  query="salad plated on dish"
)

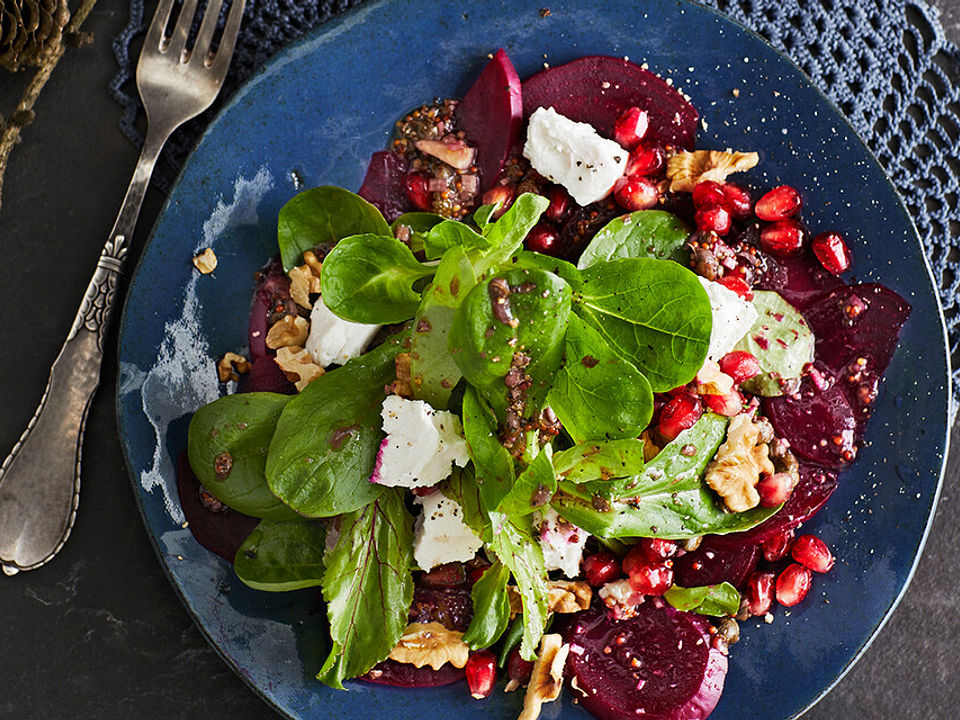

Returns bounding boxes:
[178,49,910,720]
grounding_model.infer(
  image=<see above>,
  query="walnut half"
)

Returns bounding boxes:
[387,621,469,670]
[266,314,309,349]
[507,580,592,616]
[705,413,775,512]
[666,149,759,193]
[274,345,324,391]
[518,634,570,720]
[217,352,250,383]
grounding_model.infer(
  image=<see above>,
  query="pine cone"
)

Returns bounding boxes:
[0,0,70,72]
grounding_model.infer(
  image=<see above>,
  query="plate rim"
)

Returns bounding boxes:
[114,1,952,719]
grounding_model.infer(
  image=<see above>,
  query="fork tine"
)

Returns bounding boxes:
[143,0,176,51]
[167,0,201,56]
[191,0,225,59]
[208,0,245,75]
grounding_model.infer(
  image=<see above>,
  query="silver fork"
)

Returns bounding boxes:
[0,0,245,575]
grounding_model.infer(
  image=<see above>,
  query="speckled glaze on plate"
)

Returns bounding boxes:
[115,1,950,719]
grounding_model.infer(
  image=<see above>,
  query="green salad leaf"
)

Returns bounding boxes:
[552,437,647,484]
[442,465,491,542]
[462,560,512,650]
[187,392,298,520]
[478,193,550,265]
[234,519,327,592]
[266,338,404,517]
[571,257,712,392]
[735,290,814,396]
[461,386,516,515]
[391,211,443,253]
[317,489,414,689]
[578,210,691,268]
[495,447,556,517]
[664,582,741,617]
[277,186,391,271]
[547,314,654,443]
[424,220,490,260]
[449,267,572,417]
[319,233,436,324]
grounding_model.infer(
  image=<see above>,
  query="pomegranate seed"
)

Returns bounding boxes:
[481,184,515,217]
[745,571,776,616]
[625,143,665,177]
[545,185,571,222]
[465,650,497,699]
[703,389,742,416]
[792,535,835,573]
[405,171,433,211]
[776,563,812,607]
[756,472,798,507]
[506,647,534,686]
[755,185,802,221]
[722,183,752,219]
[637,537,678,562]
[695,204,732,235]
[715,274,753,300]
[421,563,466,588]
[622,544,646,577]
[525,223,563,256]
[613,106,649,150]
[719,351,761,384]
[760,218,806,256]
[627,559,673,596]
[658,394,702,441]
[583,551,622,587]
[614,175,659,211]
[762,529,796,562]
[692,181,726,208]
[812,231,852,275]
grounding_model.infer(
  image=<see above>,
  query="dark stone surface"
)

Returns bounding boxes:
[0,1,957,718]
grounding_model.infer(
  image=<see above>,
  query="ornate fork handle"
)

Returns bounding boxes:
[0,129,167,575]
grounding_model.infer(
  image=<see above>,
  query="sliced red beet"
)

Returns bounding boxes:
[672,537,760,590]
[763,378,858,469]
[710,462,838,548]
[802,284,911,375]
[361,659,464,687]
[564,602,727,720]
[522,56,699,149]
[357,150,411,222]
[755,248,844,311]
[176,452,258,562]
[454,49,523,192]
[249,258,295,361]
[239,355,295,394]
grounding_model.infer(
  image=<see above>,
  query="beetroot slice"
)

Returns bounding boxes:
[564,602,727,720]
[711,462,838,548]
[239,356,295,394]
[755,249,843,311]
[454,48,523,192]
[361,659,464,687]
[763,378,858,469]
[672,538,760,590]
[177,452,258,562]
[357,150,411,222]
[802,284,911,376]
[522,56,699,149]
[249,258,295,361]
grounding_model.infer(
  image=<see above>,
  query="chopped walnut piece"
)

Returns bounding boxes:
[216,352,251,383]
[288,264,322,309]
[666,149,760,193]
[705,413,776,512]
[696,360,735,396]
[302,249,324,275]
[507,580,592,616]
[266,314,309,349]
[387,352,414,398]
[192,248,217,274]
[518,634,569,720]
[274,345,324,391]
[387,622,470,670]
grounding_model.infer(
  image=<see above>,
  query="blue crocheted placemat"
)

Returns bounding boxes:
[110,0,960,407]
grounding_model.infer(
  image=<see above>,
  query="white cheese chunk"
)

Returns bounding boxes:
[371,396,469,488]
[305,300,380,367]
[536,507,588,579]
[522,106,628,206]
[413,492,482,571]
[698,277,758,362]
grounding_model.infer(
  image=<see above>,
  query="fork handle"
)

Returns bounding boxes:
[0,127,170,574]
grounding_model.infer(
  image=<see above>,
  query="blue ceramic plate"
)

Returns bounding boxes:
[116,1,950,718]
